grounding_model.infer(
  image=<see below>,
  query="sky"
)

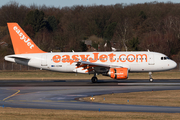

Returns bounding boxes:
[0,0,180,8]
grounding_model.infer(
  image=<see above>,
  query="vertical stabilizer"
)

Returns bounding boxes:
[7,23,46,54]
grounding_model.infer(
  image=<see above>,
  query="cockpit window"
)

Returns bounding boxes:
[161,57,170,60]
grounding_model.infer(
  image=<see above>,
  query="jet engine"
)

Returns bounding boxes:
[108,68,128,79]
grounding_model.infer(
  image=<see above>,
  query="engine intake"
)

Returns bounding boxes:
[108,68,128,79]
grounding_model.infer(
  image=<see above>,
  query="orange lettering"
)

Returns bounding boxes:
[127,54,135,62]
[80,55,90,61]
[108,53,116,62]
[99,54,108,62]
[119,54,126,62]
[89,53,99,62]
[72,55,79,62]
[136,54,147,62]
[62,55,71,63]
[52,55,61,63]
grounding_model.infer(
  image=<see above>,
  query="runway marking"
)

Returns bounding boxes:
[3,90,20,101]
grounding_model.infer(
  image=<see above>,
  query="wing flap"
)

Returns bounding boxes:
[74,61,128,73]
[76,61,123,68]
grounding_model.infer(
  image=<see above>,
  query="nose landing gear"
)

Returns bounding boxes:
[149,72,153,82]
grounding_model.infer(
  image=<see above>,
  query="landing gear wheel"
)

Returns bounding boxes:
[149,78,153,82]
[91,77,98,83]
[149,72,153,82]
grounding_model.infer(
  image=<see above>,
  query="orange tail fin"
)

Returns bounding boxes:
[7,23,46,54]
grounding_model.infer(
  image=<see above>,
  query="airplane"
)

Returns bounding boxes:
[5,23,177,83]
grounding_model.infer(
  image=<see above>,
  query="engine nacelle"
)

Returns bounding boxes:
[108,68,128,79]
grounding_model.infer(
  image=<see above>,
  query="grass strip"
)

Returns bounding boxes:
[0,107,180,120]
[83,90,180,107]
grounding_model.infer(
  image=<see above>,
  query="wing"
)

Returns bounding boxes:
[73,61,129,74]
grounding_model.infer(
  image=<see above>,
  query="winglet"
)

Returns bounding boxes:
[7,23,46,54]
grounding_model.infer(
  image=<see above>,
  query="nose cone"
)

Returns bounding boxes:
[171,60,177,69]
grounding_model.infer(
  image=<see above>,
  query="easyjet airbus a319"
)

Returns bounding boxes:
[5,23,177,83]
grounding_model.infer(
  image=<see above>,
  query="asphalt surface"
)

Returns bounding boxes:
[0,79,180,113]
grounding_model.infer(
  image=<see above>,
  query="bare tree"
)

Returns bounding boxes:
[115,18,132,51]
[0,1,29,26]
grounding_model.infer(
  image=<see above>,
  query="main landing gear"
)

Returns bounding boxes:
[149,72,153,82]
[91,73,98,83]
[91,76,98,83]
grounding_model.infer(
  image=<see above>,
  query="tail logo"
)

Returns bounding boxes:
[13,26,34,49]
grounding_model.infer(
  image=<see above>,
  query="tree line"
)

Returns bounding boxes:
[0,1,180,62]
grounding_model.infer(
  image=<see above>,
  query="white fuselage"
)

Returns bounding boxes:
[5,51,177,73]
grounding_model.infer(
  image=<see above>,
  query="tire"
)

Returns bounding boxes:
[91,77,98,83]
[149,78,153,82]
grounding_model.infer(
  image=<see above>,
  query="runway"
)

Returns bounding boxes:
[1,79,180,86]
[0,79,180,113]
